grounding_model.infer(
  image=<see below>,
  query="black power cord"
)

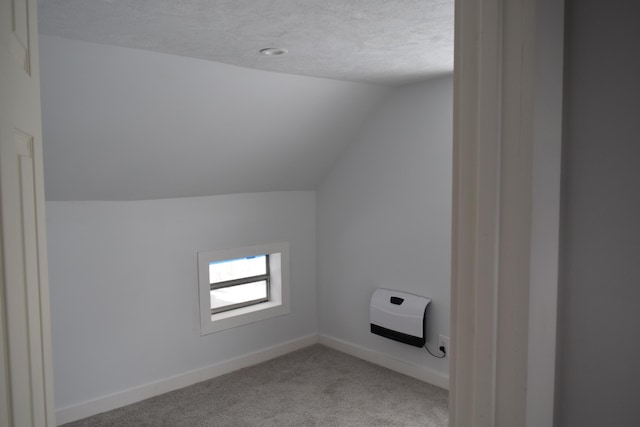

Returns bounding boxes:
[424,343,446,359]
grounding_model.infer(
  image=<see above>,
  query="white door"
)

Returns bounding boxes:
[0,0,55,425]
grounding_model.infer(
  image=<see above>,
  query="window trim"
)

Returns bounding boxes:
[198,242,290,335]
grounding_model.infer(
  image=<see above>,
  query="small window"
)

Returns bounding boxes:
[198,242,290,335]
[209,255,270,314]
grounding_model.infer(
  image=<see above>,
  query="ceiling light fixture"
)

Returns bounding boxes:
[260,47,288,56]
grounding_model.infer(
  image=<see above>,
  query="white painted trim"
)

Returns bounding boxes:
[451,0,542,425]
[55,334,318,426]
[318,335,449,390]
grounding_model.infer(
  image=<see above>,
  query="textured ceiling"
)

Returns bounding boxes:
[37,0,454,85]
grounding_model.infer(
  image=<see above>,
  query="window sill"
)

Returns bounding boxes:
[201,300,289,335]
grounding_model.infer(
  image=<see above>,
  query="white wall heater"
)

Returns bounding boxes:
[370,288,431,347]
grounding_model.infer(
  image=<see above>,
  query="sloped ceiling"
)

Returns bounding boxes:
[37,1,454,201]
[37,0,454,85]
[39,36,390,201]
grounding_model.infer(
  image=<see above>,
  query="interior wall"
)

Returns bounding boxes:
[46,191,316,409]
[317,76,453,376]
[557,0,640,425]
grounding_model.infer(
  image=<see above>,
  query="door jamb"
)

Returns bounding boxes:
[450,0,563,425]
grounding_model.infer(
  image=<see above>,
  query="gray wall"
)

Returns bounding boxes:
[317,76,452,378]
[47,192,316,409]
[557,1,640,425]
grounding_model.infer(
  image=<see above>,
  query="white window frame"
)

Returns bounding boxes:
[198,242,290,335]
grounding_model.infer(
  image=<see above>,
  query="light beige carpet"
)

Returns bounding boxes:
[63,344,448,426]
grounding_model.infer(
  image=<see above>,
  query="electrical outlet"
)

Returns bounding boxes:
[438,335,450,357]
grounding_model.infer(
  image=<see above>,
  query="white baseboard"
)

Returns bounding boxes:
[55,334,319,426]
[318,334,449,390]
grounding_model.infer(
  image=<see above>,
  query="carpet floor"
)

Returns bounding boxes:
[63,344,448,426]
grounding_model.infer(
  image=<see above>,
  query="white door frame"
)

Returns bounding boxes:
[450,0,564,425]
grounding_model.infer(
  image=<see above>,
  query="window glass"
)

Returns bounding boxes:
[210,280,268,310]
[208,255,269,313]
[209,255,266,284]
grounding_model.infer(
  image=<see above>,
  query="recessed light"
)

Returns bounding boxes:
[260,47,288,56]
